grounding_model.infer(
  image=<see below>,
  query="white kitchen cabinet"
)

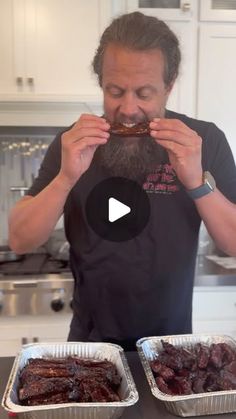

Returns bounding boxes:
[192,286,236,338]
[126,0,198,116]
[0,0,112,101]
[28,316,72,343]
[200,0,236,22]
[0,314,72,356]
[0,322,30,357]
[197,23,236,158]
[126,0,195,20]
[0,0,236,132]
[0,0,18,96]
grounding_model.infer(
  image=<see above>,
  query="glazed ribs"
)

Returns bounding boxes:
[109,122,150,136]
[18,357,121,405]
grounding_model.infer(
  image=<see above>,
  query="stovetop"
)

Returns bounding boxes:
[0,253,70,276]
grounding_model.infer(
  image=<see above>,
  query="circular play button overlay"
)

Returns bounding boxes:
[86,177,150,242]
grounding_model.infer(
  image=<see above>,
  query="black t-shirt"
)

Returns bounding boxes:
[27,110,236,347]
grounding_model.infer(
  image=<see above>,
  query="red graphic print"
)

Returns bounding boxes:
[143,164,180,194]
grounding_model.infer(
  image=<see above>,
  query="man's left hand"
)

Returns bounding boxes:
[150,118,203,189]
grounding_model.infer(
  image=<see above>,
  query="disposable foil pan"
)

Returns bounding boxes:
[136,334,236,417]
[2,341,139,419]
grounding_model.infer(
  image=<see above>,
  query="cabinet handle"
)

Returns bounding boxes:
[21,337,28,345]
[16,77,23,85]
[27,77,34,85]
[181,2,191,12]
[33,337,39,343]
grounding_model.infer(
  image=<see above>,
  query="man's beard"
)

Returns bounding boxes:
[94,134,167,184]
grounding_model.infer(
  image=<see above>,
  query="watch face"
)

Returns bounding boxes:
[204,171,216,191]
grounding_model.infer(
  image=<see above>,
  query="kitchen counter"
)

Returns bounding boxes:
[194,255,236,287]
[1,353,236,419]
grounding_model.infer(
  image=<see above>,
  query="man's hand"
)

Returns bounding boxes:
[150,118,203,189]
[59,114,110,188]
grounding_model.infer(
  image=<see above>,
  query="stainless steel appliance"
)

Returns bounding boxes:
[0,253,74,316]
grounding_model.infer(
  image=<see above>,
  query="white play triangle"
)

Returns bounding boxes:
[108,197,131,223]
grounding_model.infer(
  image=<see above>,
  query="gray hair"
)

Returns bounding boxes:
[92,11,181,88]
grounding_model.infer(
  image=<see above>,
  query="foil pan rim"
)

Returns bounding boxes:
[136,333,236,402]
[2,341,139,413]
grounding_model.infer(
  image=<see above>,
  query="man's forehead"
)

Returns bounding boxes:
[102,44,165,83]
[102,43,164,65]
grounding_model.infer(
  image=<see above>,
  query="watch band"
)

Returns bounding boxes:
[186,171,216,200]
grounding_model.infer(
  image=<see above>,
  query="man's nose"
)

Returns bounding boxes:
[119,93,139,118]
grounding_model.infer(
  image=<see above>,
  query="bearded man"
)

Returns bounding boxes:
[8,12,236,350]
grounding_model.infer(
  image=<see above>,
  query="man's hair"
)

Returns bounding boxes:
[92,11,181,88]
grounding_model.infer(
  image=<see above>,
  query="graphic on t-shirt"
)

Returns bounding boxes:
[86,177,150,242]
[143,163,180,194]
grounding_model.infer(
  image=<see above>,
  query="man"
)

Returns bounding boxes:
[8,12,236,350]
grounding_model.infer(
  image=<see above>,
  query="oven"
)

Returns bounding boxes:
[0,252,74,317]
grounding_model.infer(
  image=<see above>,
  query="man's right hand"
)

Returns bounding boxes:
[59,114,110,188]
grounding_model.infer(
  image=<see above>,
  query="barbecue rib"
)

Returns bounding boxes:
[18,356,121,405]
[109,122,150,136]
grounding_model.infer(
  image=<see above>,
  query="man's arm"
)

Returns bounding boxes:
[150,118,236,256]
[193,189,236,256]
[8,114,110,254]
[8,174,72,253]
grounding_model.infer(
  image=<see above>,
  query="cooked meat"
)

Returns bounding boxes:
[109,122,150,136]
[151,340,236,395]
[18,356,122,405]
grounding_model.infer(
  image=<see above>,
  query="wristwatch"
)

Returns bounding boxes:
[186,171,216,199]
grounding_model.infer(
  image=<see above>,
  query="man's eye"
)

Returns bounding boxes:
[137,87,154,100]
[138,94,149,100]
[107,88,123,98]
[110,90,123,98]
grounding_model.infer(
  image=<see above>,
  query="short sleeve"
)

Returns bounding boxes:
[26,132,62,197]
[202,123,236,203]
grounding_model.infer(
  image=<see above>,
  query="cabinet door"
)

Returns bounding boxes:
[0,0,18,95]
[126,0,197,116]
[164,20,197,116]
[192,287,236,337]
[200,0,236,22]
[197,24,236,159]
[126,0,193,20]
[28,315,72,343]
[0,0,36,96]
[0,323,30,357]
[31,0,104,97]
[193,288,236,320]
[192,319,236,338]
[0,0,112,100]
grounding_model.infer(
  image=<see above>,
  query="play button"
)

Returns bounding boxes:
[108,198,131,222]
[86,177,150,242]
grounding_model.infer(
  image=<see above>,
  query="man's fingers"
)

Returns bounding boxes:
[150,118,196,137]
[151,128,201,147]
[62,126,110,145]
[73,136,109,151]
[154,139,183,154]
[75,113,108,127]
[73,128,110,142]
[150,117,201,148]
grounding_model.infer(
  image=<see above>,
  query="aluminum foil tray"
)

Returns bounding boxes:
[136,334,236,417]
[2,341,139,419]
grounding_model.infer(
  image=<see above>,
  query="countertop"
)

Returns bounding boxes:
[1,353,236,419]
[194,256,236,287]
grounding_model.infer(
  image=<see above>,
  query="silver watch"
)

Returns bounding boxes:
[186,171,216,200]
